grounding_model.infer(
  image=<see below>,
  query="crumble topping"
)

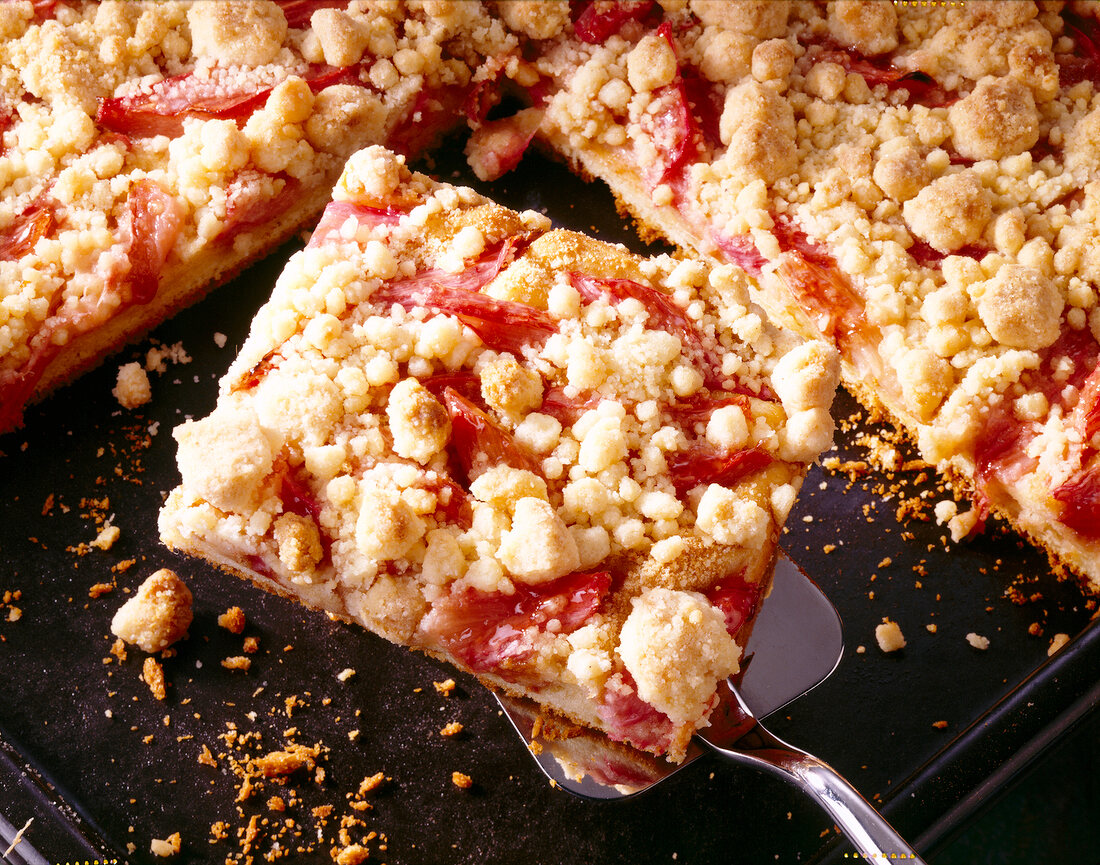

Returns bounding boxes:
[165,146,836,595]
[616,587,739,725]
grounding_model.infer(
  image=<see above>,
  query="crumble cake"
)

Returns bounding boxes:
[502,0,1100,593]
[160,145,839,761]
[6,0,1097,597]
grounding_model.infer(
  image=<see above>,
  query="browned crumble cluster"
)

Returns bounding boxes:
[219,606,247,634]
[0,589,23,625]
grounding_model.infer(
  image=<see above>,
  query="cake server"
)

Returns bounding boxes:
[495,551,927,863]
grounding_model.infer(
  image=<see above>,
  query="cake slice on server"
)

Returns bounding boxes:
[159,146,838,762]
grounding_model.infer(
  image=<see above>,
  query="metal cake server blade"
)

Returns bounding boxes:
[495,552,927,863]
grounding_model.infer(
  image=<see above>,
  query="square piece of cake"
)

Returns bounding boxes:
[160,145,838,761]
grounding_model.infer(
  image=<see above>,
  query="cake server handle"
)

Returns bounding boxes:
[701,683,926,864]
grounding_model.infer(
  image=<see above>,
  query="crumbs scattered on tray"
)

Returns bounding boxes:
[804,401,1091,643]
[102,659,395,860]
[201,720,392,862]
[94,594,501,862]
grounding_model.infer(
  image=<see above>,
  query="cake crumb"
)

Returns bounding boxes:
[143,657,167,701]
[337,668,356,682]
[89,582,115,599]
[932,720,949,730]
[221,656,252,671]
[113,362,152,409]
[242,635,259,654]
[925,623,937,634]
[451,771,473,789]
[111,569,193,653]
[335,844,370,865]
[253,743,320,777]
[966,632,990,650]
[109,638,127,662]
[197,744,217,767]
[145,341,191,373]
[440,721,463,737]
[875,618,906,653]
[218,606,246,634]
[1047,633,1070,656]
[434,678,456,696]
[359,772,386,795]
[149,832,181,857]
[92,524,121,551]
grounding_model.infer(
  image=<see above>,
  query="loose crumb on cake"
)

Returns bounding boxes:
[875,618,906,653]
[111,569,193,653]
[433,679,457,697]
[451,771,473,789]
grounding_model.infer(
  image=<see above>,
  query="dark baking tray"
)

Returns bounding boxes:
[1,147,1097,864]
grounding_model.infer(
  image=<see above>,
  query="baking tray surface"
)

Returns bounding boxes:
[0,148,1096,864]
